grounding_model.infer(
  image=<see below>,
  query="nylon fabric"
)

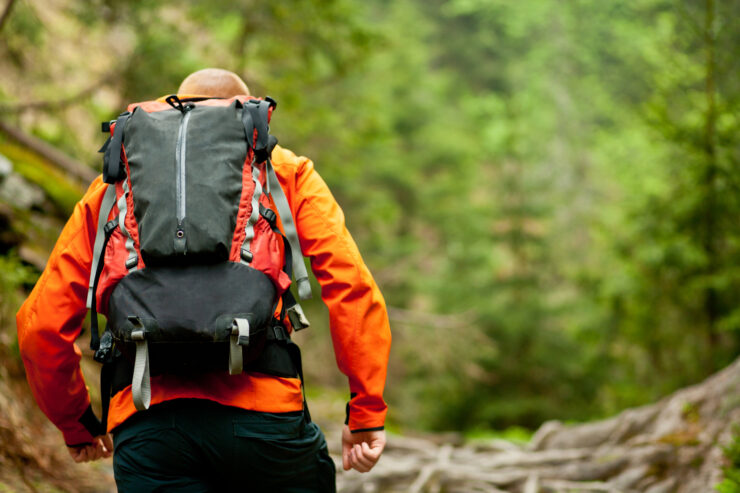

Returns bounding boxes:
[15,108,390,444]
[104,113,130,184]
[125,103,246,263]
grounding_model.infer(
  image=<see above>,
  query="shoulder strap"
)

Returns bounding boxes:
[103,112,130,184]
[86,184,117,309]
[266,158,312,300]
[237,99,312,300]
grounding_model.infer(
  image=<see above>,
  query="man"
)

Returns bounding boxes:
[17,68,391,491]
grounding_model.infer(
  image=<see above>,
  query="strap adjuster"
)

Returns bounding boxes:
[272,325,287,342]
[287,303,310,331]
[241,248,253,263]
[125,253,138,270]
[259,205,277,228]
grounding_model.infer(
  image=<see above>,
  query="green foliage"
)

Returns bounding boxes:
[1,0,739,433]
[0,139,82,215]
[716,426,740,493]
[0,253,35,363]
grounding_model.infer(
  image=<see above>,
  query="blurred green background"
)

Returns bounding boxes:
[1,0,739,437]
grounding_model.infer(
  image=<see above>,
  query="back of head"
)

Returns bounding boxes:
[178,68,250,98]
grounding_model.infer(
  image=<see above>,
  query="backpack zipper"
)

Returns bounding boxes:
[174,107,193,253]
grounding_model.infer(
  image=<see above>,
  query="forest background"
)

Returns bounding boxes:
[1,0,739,440]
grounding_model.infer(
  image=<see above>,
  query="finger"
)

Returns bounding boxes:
[103,434,114,451]
[93,443,105,461]
[349,447,368,472]
[101,434,114,457]
[88,445,99,462]
[349,450,370,473]
[342,447,351,471]
[69,448,83,463]
[351,444,374,471]
[354,443,374,465]
[76,448,89,463]
[361,441,381,463]
[84,446,96,462]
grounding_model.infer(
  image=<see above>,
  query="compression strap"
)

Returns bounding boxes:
[228,318,251,375]
[130,324,151,411]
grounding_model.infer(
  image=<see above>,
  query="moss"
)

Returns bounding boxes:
[690,455,705,468]
[658,428,701,447]
[681,401,701,423]
[0,139,85,215]
[716,425,740,493]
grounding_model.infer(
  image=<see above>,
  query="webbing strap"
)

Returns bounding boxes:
[103,113,130,184]
[287,299,311,332]
[285,340,312,423]
[228,318,250,375]
[118,178,138,272]
[99,359,113,433]
[131,328,151,411]
[266,159,312,300]
[86,185,117,309]
[240,163,262,264]
[245,100,270,153]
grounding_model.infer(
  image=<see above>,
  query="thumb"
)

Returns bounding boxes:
[100,434,114,456]
[342,442,351,471]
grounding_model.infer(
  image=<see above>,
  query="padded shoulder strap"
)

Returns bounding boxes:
[266,159,312,300]
[103,112,131,184]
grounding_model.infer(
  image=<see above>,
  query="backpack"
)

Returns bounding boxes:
[87,95,312,424]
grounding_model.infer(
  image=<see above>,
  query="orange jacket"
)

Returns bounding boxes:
[16,143,391,446]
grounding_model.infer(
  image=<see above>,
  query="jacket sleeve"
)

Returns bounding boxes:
[273,147,392,432]
[16,177,107,446]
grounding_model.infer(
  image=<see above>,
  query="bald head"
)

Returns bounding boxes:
[178,68,250,98]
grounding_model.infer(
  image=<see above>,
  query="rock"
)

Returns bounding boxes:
[336,357,740,492]
[644,478,677,493]
[609,464,650,489]
[0,173,45,210]
[0,154,11,177]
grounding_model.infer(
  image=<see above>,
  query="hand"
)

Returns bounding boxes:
[341,425,386,473]
[67,434,113,463]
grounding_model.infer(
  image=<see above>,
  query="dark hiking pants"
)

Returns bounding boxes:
[112,399,336,492]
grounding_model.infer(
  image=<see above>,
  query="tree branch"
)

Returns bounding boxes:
[0,120,98,183]
[0,73,115,114]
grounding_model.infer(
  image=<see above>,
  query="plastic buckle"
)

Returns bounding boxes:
[103,219,118,235]
[272,325,287,342]
[93,331,114,363]
[260,206,277,228]
[241,248,253,263]
[125,253,138,270]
